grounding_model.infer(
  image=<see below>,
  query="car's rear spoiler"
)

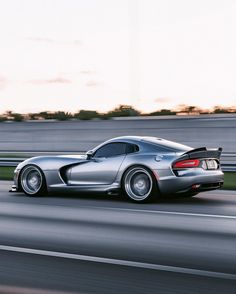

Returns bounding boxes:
[179,147,222,160]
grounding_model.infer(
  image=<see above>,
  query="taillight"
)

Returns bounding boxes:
[173,159,200,168]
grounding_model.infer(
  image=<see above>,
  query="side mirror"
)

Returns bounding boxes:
[86,150,94,159]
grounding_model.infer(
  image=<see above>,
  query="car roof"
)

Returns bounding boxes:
[107,136,161,143]
[104,136,191,152]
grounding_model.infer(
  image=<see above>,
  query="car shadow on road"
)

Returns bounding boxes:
[51,191,233,206]
[158,193,233,206]
[8,190,234,208]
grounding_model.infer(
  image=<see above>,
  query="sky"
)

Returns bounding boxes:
[0,0,236,113]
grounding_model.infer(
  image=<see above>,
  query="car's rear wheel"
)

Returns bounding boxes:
[20,165,46,196]
[122,166,158,203]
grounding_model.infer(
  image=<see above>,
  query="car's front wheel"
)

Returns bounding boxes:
[20,165,47,196]
[122,166,158,203]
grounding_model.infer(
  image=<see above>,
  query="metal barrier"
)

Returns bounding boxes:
[220,153,236,172]
[0,158,27,167]
[0,153,235,171]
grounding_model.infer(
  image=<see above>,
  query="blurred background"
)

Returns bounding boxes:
[0,0,236,293]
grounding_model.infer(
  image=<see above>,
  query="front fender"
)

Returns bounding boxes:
[16,155,88,171]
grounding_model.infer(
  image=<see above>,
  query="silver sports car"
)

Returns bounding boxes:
[11,136,224,202]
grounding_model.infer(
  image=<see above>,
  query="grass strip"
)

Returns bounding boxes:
[0,167,15,181]
[223,172,236,190]
[0,154,27,158]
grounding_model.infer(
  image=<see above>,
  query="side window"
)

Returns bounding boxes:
[126,143,139,154]
[94,143,127,158]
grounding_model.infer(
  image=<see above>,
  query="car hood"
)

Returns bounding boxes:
[16,154,88,171]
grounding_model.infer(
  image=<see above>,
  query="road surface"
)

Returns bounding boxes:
[0,181,236,293]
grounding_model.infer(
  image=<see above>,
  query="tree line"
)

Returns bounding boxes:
[0,104,235,122]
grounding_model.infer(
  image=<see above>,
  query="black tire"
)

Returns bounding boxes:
[19,165,47,196]
[122,166,158,203]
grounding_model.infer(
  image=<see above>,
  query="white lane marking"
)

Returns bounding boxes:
[1,200,236,220]
[80,205,236,220]
[0,245,235,281]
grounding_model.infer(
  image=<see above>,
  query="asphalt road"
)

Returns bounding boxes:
[0,115,236,152]
[0,181,236,293]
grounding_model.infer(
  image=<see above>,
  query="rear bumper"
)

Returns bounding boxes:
[156,169,224,195]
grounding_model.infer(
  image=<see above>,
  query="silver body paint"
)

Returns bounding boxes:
[12,136,224,196]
